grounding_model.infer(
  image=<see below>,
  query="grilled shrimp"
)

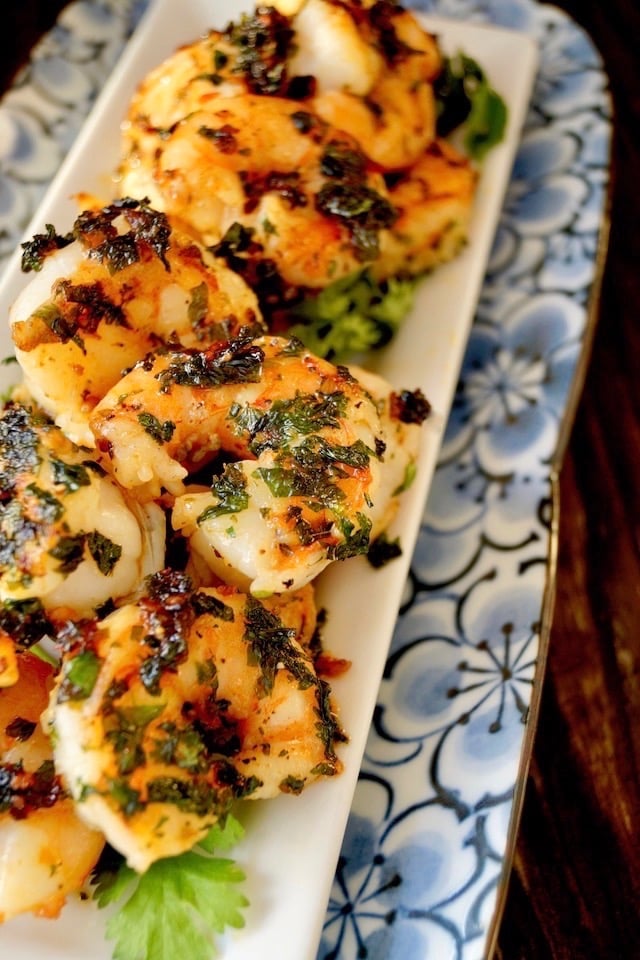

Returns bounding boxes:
[90,333,388,594]
[48,570,342,872]
[123,0,440,172]
[0,403,165,632]
[293,0,442,170]
[374,139,478,280]
[177,372,427,595]
[120,94,396,291]
[11,199,261,447]
[0,653,104,922]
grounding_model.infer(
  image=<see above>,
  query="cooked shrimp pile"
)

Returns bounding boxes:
[2,201,428,919]
[0,0,451,929]
[12,199,262,447]
[118,0,477,314]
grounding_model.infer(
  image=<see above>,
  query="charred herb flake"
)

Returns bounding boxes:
[0,597,54,650]
[138,412,176,445]
[5,717,37,742]
[21,224,74,273]
[137,571,194,696]
[197,462,249,523]
[367,532,402,568]
[316,142,397,261]
[87,531,122,576]
[157,337,264,392]
[225,6,294,96]
[74,199,172,273]
[0,758,65,817]
[191,591,236,622]
[49,534,86,574]
[243,596,316,697]
[198,123,240,154]
[389,388,431,424]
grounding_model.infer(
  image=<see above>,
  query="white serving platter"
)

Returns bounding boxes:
[0,2,539,958]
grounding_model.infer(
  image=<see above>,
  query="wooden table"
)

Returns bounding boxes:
[1,2,638,957]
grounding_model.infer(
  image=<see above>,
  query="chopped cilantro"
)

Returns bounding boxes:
[158,338,264,392]
[279,775,305,795]
[197,463,249,523]
[20,223,74,273]
[87,531,122,576]
[58,650,101,701]
[106,704,166,776]
[188,282,209,332]
[244,596,316,697]
[49,456,92,492]
[229,391,348,455]
[137,411,176,444]
[328,512,373,561]
[33,302,86,351]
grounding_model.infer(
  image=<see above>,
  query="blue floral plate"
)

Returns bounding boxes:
[0,2,610,959]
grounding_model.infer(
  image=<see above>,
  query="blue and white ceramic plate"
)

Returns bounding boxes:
[0,2,610,959]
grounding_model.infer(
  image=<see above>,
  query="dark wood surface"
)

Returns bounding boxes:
[1,2,638,958]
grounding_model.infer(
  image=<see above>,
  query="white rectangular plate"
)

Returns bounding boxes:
[0,2,538,958]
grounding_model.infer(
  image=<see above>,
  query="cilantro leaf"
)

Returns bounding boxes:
[93,857,136,909]
[196,814,245,853]
[93,815,248,960]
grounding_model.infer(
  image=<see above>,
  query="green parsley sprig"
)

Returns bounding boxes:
[92,814,248,960]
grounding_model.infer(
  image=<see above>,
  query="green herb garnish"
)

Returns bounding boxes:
[92,816,248,960]
[435,52,507,161]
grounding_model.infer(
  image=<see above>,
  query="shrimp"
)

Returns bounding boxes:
[122,0,441,173]
[120,95,396,291]
[0,403,165,637]
[374,139,478,279]
[351,365,430,534]
[0,653,104,922]
[177,371,428,595]
[48,569,342,873]
[291,0,442,170]
[116,2,476,296]
[89,333,387,595]
[121,30,246,135]
[11,198,262,447]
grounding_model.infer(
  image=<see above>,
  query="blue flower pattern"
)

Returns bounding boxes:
[320,2,610,958]
[0,0,143,264]
[0,2,610,958]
